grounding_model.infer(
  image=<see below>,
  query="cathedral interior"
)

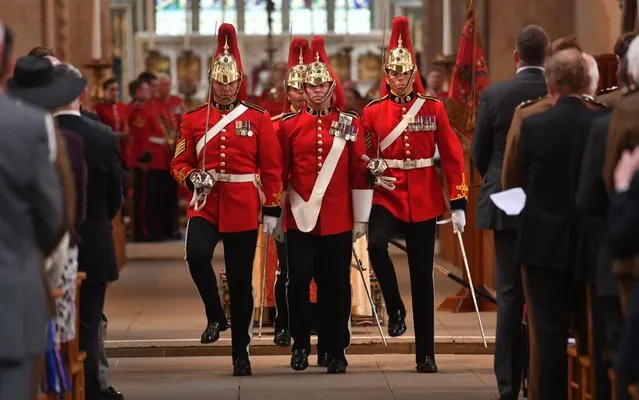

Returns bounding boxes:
[1,0,638,399]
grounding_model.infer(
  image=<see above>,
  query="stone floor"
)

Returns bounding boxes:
[108,354,500,399]
[104,240,498,356]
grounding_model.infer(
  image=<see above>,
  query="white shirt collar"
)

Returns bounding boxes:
[516,66,545,74]
[53,110,82,117]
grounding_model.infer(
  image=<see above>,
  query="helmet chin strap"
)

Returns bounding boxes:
[304,81,336,109]
[385,68,416,96]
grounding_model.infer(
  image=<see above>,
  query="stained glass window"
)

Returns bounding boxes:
[200,0,239,34]
[156,0,190,35]
[244,0,283,34]
[289,0,327,34]
[334,0,371,34]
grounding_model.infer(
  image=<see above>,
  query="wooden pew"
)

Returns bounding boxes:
[567,285,595,400]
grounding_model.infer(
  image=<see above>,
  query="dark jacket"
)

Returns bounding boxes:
[517,96,603,270]
[608,171,639,260]
[575,112,618,295]
[60,128,88,247]
[472,68,547,230]
[55,112,123,283]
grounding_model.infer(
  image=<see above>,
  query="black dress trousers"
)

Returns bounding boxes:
[185,216,258,360]
[367,205,437,362]
[287,229,352,360]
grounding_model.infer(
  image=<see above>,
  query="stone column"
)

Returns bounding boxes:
[0,0,44,56]
[575,0,621,55]
[421,0,443,70]
[486,0,576,83]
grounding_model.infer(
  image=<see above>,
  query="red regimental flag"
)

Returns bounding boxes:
[445,7,489,142]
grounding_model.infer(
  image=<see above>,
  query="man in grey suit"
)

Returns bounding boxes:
[0,22,65,400]
[471,25,549,400]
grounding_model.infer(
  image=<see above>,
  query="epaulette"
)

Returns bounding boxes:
[185,102,207,115]
[241,101,267,113]
[364,95,389,108]
[516,97,544,109]
[340,110,358,117]
[582,95,607,108]
[270,112,285,122]
[622,84,639,96]
[281,109,301,122]
[417,93,442,103]
[596,86,618,96]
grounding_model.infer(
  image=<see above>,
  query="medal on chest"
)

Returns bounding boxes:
[407,115,437,132]
[328,112,358,142]
[235,120,254,137]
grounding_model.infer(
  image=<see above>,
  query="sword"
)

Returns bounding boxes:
[258,231,270,337]
[455,229,488,348]
[189,20,218,212]
[352,246,387,347]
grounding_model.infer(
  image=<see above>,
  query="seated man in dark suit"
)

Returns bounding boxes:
[516,48,604,400]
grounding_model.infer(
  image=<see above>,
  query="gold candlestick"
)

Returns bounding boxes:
[83,59,112,108]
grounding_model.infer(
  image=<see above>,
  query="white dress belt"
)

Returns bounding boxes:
[384,157,434,170]
[205,169,257,183]
[149,136,167,144]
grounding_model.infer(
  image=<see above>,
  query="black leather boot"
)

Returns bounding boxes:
[200,320,228,344]
[290,348,310,371]
[388,309,407,337]
[327,358,347,374]
[273,329,292,346]
[317,352,331,367]
[233,358,252,376]
[416,355,438,373]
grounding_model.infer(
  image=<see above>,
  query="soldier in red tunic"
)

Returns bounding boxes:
[362,17,468,373]
[170,23,282,376]
[138,71,182,240]
[95,78,131,168]
[278,36,371,374]
[267,37,312,348]
[127,78,174,242]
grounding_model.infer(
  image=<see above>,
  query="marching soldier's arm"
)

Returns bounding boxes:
[170,112,197,191]
[348,116,373,223]
[257,111,283,217]
[361,101,380,159]
[502,105,525,189]
[435,102,468,211]
[277,115,294,196]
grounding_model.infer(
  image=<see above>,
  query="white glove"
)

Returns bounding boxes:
[375,176,397,191]
[273,218,285,243]
[263,216,278,235]
[451,209,466,233]
[352,222,368,242]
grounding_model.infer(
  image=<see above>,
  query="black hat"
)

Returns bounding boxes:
[7,56,87,110]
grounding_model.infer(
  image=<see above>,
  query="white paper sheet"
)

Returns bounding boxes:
[490,188,527,216]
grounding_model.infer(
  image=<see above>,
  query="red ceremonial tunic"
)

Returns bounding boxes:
[171,100,283,233]
[361,92,468,222]
[127,100,172,171]
[166,95,184,127]
[95,102,132,167]
[279,106,370,235]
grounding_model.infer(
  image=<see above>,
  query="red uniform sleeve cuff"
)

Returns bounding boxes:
[450,198,467,212]
[263,206,282,218]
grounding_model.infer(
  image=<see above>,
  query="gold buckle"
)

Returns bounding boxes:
[403,159,416,169]
[217,173,231,182]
